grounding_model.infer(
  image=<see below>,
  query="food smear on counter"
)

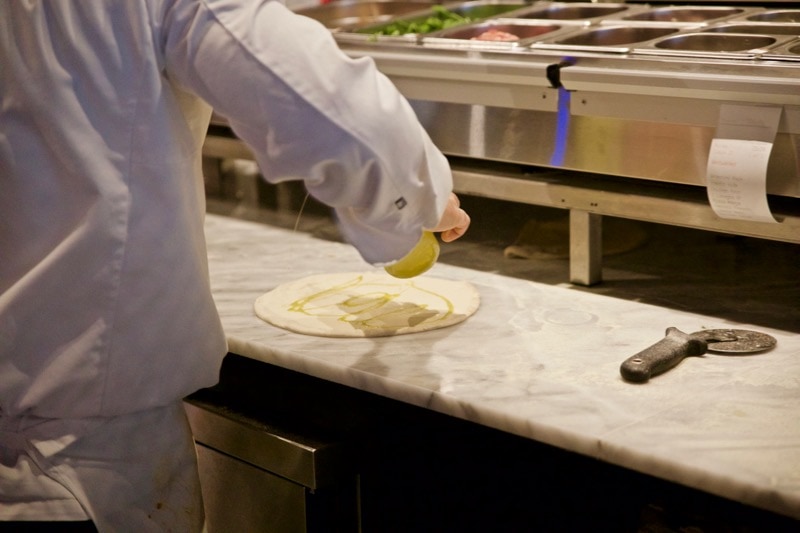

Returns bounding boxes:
[370,5,475,35]
[472,28,519,42]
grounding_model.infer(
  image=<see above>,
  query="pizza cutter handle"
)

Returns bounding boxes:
[620,327,708,383]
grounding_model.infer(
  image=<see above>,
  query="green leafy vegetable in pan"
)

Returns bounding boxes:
[372,5,475,36]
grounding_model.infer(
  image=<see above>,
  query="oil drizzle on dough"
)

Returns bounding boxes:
[288,274,454,331]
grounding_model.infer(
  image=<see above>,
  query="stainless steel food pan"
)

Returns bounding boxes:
[746,9,800,24]
[697,21,800,61]
[422,19,578,50]
[633,31,795,59]
[532,24,684,54]
[618,5,749,25]
[760,36,800,62]
[507,2,633,23]
[701,23,800,36]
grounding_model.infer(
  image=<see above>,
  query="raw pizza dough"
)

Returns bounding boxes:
[254,271,480,338]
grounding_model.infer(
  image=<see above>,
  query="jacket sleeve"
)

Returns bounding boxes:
[158,0,453,263]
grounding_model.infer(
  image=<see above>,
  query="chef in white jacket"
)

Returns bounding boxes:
[0,0,470,531]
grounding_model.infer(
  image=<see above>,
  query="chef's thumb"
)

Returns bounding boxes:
[431,193,470,242]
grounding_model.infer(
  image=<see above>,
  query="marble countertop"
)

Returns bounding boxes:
[204,213,800,520]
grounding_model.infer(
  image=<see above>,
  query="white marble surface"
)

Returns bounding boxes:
[204,213,800,520]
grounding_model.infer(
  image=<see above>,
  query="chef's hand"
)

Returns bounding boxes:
[430,193,470,242]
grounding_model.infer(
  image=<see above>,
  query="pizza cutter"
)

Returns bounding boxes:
[620,327,776,383]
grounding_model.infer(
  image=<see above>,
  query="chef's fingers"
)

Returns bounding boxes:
[431,193,471,242]
[439,215,470,242]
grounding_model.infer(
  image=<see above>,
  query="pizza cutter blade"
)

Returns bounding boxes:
[620,327,776,383]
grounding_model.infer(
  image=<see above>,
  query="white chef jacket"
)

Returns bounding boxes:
[0,0,452,530]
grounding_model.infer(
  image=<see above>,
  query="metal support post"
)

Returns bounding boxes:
[569,210,602,286]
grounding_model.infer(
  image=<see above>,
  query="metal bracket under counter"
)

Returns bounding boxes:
[449,159,800,285]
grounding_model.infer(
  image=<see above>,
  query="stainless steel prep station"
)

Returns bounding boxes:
[194,2,800,531]
[204,0,800,285]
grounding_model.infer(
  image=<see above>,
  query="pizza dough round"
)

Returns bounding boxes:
[254,272,480,338]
